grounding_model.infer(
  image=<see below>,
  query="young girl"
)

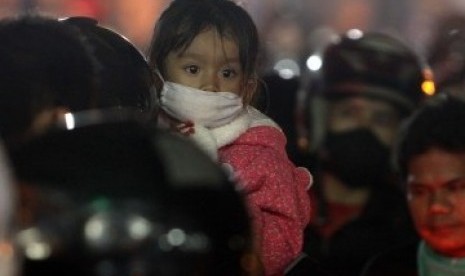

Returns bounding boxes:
[148,0,312,275]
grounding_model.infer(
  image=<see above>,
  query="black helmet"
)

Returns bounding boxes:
[9,111,251,276]
[60,17,156,116]
[322,31,425,113]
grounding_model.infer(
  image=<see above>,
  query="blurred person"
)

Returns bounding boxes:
[60,16,157,119]
[0,14,98,149]
[362,94,465,276]
[147,0,312,275]
[427,14,465,100]
[303,31,428,276]
[9,111,258,276]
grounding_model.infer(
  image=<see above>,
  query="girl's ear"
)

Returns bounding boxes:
[152,68,165,96]
[243,77,258,105]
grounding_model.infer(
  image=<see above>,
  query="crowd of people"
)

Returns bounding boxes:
[1,0,465,275]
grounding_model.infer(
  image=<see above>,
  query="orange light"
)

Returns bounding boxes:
[422,80,436,96]
[422,68,436,96]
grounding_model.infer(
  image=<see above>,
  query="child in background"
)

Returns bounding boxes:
[147,0,312,275]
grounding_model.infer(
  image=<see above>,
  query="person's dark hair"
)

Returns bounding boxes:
[395,94,465,181]
[147,0,259,100]
[61,17,156,115]
[0,14,97,144]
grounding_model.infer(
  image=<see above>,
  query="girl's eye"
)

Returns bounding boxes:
[184,65,199,75]
[221,68,237,79]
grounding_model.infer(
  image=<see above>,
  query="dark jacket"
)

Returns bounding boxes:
[360,240,419,276]
[303,177,417,276]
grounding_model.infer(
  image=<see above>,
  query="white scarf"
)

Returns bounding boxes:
[158,81,278,160]
[159,82,244,128]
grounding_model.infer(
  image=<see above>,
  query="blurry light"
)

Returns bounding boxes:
[422,68,436,96]
[127,216,152,240]
[346,29,364,40]
[279,69,295,79]
[273,59,300,79]
[167,228,186,246]
[306,55,323,71]
[25,242,51,260]
[16,228,41,245]
[159,230,210,252]
[16,228,51,260]
[64,113,75,130]
[422,80,436,96]
[84,215,107,242]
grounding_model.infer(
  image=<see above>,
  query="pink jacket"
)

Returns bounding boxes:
[186,107,312,275]
[219,114,312,276]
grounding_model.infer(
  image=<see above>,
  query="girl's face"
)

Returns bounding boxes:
[164,28,249,97]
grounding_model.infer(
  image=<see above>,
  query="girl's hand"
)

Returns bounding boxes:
[176,121,195,136]
[158,110,195,135]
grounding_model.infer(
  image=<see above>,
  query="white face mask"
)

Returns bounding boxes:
[159,82,244,128]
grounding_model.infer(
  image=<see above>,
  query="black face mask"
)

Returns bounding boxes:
[322,128,391,189]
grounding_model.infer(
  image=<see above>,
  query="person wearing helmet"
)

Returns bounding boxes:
[303,31,427,276]
[9,111,258,276]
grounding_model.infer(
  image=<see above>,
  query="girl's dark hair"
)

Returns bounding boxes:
[394,94,465,181]
[147,0,259,92]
